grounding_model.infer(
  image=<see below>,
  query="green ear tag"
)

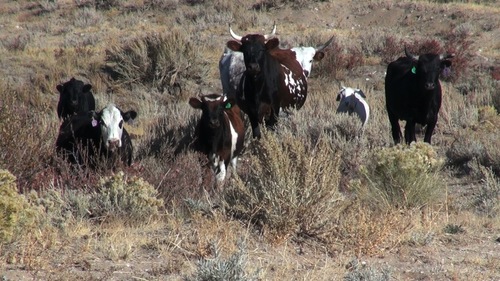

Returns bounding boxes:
[411,66,417,74]
[225,102,232,109]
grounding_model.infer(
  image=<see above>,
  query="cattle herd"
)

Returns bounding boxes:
[55,24,454,183]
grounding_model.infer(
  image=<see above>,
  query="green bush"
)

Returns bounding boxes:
[356,143,445,210]
[90,172,164,223]
[0,170,39,243]
[224,130,344,240]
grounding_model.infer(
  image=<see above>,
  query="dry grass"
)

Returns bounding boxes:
[1,0,499,280]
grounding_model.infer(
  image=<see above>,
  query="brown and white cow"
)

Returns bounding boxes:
[226,24,308,139]
[189,93,245,182]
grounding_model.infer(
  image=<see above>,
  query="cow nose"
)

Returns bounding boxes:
[425,82,435,90]
[303,70,310,77]
[247,63,260,73]
[107,139,120,150]
[209,120,220,128]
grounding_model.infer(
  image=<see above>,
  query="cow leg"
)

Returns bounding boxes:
[424,119,437,144]
[387,109,402,144]
[215,161,226,182]
[404,121,416,144]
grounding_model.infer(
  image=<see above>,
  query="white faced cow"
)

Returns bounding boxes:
[56,104,137,169]
[336,86,370,127]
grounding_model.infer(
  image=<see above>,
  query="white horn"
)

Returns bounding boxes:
[405,46,419,60]
[263,23,277,40]
[229,24,242,41]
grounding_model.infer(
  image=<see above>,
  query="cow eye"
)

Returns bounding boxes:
[119,120,123,128]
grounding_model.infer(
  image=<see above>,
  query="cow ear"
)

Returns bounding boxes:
[56,84,63,93]
[122,110,137,122]
[313,51,325,61]
[265,38,280,50]
[336,93,341,101]
[83,84,92,93]
[227,40,241,52]
[357,90,366,98]
[189,97,203,109]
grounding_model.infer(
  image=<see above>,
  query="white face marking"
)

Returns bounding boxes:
[100,104,124,149]
[291,47,316,78]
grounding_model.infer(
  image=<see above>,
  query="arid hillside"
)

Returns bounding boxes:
[0,0,499,280]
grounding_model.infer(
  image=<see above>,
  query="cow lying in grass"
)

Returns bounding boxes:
[56,104,137,169]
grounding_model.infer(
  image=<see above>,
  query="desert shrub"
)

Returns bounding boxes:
[0,170,40,243]
[89,172,163,223]
[473,166,500,217]
[105,29,209,95]
[446,106,500,176]
[314,39,364,80]
[344,258,391,281]
[223,130,344,241]
[184,241,259,281]
[356,142,445,210]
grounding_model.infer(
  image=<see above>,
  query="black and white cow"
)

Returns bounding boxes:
[189,93,245,182]
[385,47,454,144]
[336,86,370,127]
[56,77,95,119]
[56,104,137,168]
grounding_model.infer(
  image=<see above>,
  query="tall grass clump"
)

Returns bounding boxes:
[224,130,344,241]
[88,172,164,224]
[356,142,445,210]
[105,29,209,95]
[473,166,500,217]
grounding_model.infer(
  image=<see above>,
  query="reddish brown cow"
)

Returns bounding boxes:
[189,93,245,182]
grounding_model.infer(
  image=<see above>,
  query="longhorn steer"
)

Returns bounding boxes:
[226,24,308,139]
[385,47,454,144]
[219,35,333,99]
[189,93,245,182]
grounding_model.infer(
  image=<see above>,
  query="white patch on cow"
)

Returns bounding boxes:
[282,66,305,101]
[100,104,124,149]
[336,87,370,126]
[291,46,316,78]
[227,113,239,169]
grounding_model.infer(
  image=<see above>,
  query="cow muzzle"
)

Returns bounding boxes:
[107,139,121,151]
[209,120,220,128]
[246,63,261,75]
[425,82,435,90]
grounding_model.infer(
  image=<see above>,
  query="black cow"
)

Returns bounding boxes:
[226,24,308,139]
[56,104,137,169]
[56,77,95,119]
[189,93,245,182]
[385,47,454,144]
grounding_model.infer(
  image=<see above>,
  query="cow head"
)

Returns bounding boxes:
[57,78,92,110]
[293,36,334,77]
[189,94,234,129]
[226,24,279,75]
[90,104,137,151]
[405,47,454,90]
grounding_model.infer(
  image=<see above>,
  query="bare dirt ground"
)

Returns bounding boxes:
[1,0,499,280]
